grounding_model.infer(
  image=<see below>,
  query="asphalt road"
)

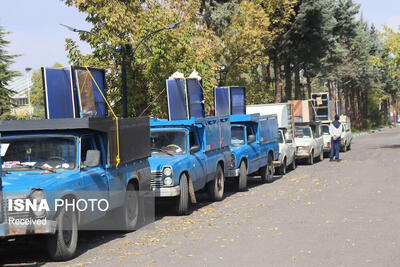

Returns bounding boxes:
[1,127,400,267]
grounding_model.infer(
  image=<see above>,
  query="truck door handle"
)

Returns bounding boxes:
[101,173,106,177]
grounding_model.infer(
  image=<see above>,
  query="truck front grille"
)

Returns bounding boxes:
[151,171,163,189]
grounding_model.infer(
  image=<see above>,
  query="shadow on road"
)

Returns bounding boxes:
[0,173,287,266]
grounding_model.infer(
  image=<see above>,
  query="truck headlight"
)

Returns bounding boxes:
[297,146,310,152]
[30,189,46,218]
[163,177,173,186]
[230,154,236,168]
[163,167,172,176]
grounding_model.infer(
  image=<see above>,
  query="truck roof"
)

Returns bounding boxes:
[150,116,229,127]
[230,113,277,123]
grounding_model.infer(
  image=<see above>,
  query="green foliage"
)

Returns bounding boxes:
[0,25,20,119]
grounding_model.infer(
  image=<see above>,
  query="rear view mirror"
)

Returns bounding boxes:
[190,145,201,154]
[248,135,256,144]
[83,150,101,168]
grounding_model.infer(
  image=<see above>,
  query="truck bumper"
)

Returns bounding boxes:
[295,152,310,159]
[0,219,57,237]
[273,161,281,167]
[153,186,180,197]
[323,147,331,153]
[225,168,240,178]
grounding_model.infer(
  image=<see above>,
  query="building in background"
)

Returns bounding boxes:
[6,76,34,116]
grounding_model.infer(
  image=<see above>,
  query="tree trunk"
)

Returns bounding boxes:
[357,88,363,129]
[304,69,312,99]
[344,87,350,116]
[274,51,283,103]
[266,62,271,90]
[350,88,357,128]
[362,89,368,119]
[294,64,301,100]
[284,61,292,101]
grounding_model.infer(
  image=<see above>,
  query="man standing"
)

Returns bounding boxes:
[329,115,343,161]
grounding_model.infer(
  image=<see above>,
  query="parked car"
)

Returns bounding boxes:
[149,116,231,215]
[294,122,324,165]
[226,113,279,190]
[322,123,331,155]
[247,103,296,175]
[0,117,152,260]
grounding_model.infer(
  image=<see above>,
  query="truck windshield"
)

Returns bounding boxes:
[1,136,77,171]
[151,130,187,155]
[231,126,245,145]
[322,125,330,135]
[295,127,312,138]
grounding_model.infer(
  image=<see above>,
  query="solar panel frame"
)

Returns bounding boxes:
[166,79,188,121]
[186,78,205,118]
[42,67,76,119]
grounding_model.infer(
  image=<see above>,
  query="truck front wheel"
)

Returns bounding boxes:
[307,152,314,165]
[237,161,248,192]
[278,158,287,175]
[261,155,274,183]
[207,164,224,201]
[176,173,190,215]
[46,204,78,261]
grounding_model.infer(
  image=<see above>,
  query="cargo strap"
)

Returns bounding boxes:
[84,66,121,167]
[17,88,43,120]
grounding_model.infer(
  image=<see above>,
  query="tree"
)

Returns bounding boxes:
[63,0,219,118]
[0,25,20,119]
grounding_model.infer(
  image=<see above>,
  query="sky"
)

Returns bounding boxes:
[1,0,400,74]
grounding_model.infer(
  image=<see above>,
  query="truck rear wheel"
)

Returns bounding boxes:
[176,173,190,215]
[237,161,248,192]
[207,164,224,201]
[319,149,324,161]
[278,158,287,175]
[347,142,351,150]
[118,183,139,231]
[261,155,274,183]
[46,204,78,261]
[341,142,347,152]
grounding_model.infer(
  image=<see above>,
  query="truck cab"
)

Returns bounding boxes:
[0,117,152,260]
[295,122,324,165]
[149,116,231,215]
[226,114,279,190]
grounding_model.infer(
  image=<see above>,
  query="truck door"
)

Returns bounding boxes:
[80,134,110,223]
[246,125,260,173]
[188,130,207,190]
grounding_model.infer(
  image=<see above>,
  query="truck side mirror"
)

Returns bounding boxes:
[83,150,101,168]
[190,145,201,154]
[247,135,256,144]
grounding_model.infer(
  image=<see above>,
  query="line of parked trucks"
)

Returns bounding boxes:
[0,71,352,260]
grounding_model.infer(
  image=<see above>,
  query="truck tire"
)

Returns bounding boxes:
[342,142,347,152]
[261,155,274,183]
[46,204,78,261]
[319,149,324,161]
[347,142,351,151]
[289,155,296,171]
[278,158,287,175]
[207,164,224,201]
[176,173,190,215]
[118,183,139,231]
[237,161,248,192]
[307,152,314,165]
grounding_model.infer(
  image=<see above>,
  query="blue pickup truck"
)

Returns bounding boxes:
[226,114,279,190]
[0,117,152,260]
[149,116,231,215]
